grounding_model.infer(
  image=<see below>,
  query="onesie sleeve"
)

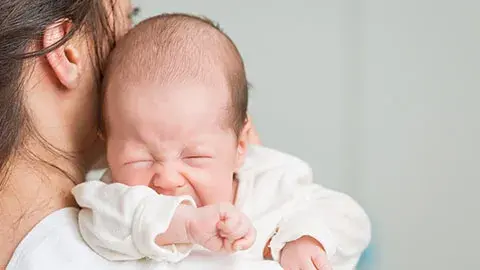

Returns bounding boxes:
[268,163,371,269]
[72,180,195,262]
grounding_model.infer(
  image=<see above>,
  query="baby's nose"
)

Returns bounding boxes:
[150,163,185,193]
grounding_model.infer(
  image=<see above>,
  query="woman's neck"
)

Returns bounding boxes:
[0,158,80,267]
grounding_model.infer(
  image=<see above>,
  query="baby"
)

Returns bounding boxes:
[72,13,371,269]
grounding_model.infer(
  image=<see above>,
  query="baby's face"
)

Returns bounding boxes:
[105,81,245,206]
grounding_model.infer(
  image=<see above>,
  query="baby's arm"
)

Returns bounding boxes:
[72,181,256,262]
[267,164,371,269]
[72,181,196,262]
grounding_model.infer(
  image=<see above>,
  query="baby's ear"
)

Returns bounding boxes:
[234,119,251,170]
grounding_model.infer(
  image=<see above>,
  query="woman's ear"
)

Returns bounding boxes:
[43,20,81,90]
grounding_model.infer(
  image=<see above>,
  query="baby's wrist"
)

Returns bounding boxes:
[155,203,196,246]
[175,204,197,243]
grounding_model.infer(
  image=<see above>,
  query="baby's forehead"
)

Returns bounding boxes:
[110,79,230,123]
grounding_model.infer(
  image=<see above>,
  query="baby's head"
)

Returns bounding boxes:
[102,14,249,206]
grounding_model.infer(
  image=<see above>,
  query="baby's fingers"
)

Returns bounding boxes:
[217,213,248,240]
[282,260,316,270]
[312,253,332,270]
[232,225,256,251]
[221,238,236,253]
[303,261,318,270]
[217,217,236,238]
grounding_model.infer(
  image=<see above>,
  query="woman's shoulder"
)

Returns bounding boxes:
[6,206,283,270]
[6,208,158,270]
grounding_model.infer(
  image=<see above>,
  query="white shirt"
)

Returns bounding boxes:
[6,207,283,270]
[71,145,371,269]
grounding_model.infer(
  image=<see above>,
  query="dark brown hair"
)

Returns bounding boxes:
[0,0,119,188]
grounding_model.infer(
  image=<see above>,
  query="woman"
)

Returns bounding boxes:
[0,0,131,267]
[0,1,264,268]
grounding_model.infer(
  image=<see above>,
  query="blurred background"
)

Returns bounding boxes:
[132,1,480,269]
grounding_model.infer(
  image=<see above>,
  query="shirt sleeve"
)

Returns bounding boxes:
[268,164,371,268]
[71,181,196,262]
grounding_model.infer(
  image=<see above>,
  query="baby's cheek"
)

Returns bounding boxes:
[192,173,235,205]
[111,168,152,187]
[180,168,214,205]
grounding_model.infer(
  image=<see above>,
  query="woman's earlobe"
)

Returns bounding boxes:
[43,20,81,90]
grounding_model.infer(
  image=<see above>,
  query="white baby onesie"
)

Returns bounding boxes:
[72,145,371,269]
[72,180,195,262]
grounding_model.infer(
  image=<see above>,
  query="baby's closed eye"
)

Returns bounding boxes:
[182,155,212,167]
[125,160,154,169]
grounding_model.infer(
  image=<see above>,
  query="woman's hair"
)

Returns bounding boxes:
[0,0,120,188]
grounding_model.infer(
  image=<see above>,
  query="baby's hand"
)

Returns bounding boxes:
[186,203,256,253]
[280,236,332,270]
